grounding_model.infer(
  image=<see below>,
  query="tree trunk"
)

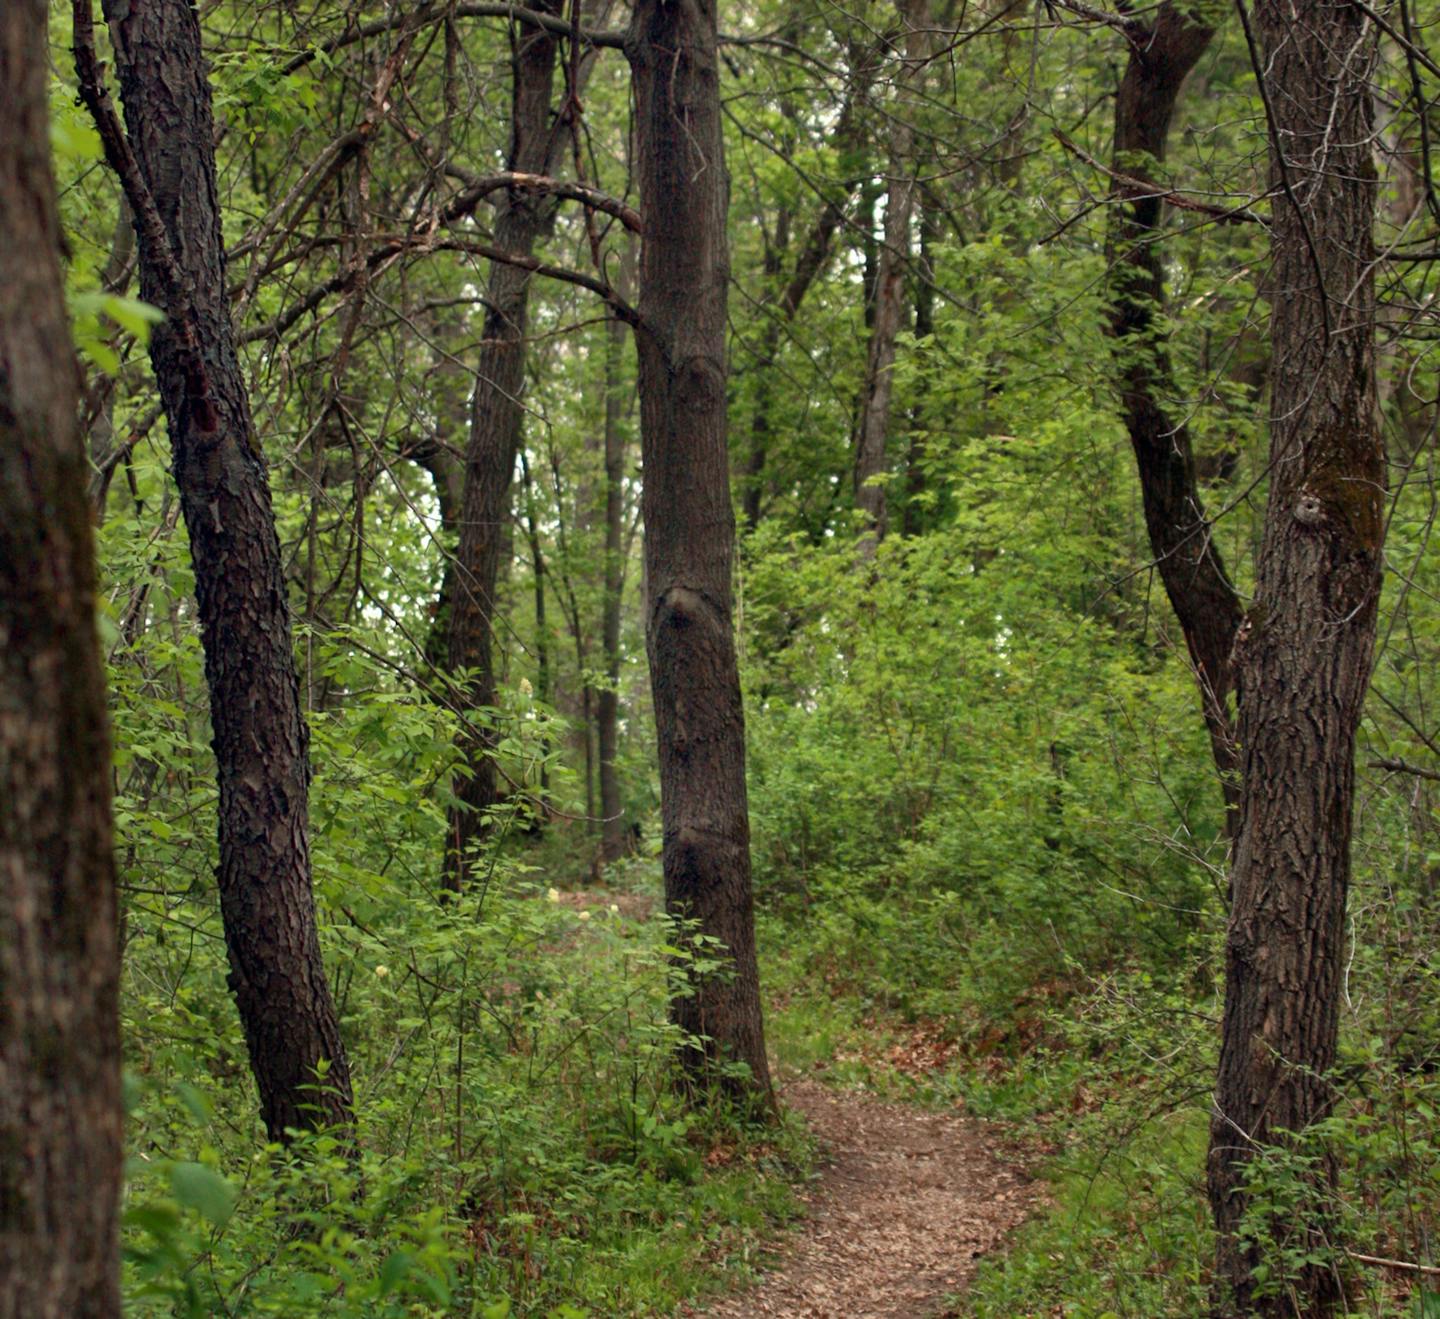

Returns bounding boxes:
[517,449,551,816]
[854,0,928,553]
[1107,4,1244,833]
[442,3,563,888]
[626,0,774,1108]
[1207,4,1382,1313]
[76,0,353,1139]
[901,180,938,538]
[0,5,122,1310]
[599,306,630,863]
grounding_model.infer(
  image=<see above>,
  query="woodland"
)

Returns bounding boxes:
[3,0,1440,1315]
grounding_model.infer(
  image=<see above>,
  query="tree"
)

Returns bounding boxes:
[74,0,353,1139]
[1207,3,1384,1312]
[0,1,122,1309]
[598,279,635,864]
[442,3,566,888]
[1105,3,1244,831]
[853,0,929,552]
[626,0,774,1108]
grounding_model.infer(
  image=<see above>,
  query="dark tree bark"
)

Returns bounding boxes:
[0,4,122,1312]
[854,0,928,553]
[1207,5,1383,1314]
[626,0,774,1108]
[1107,4,1244,832]
[74,0,353,1140]
[442,3,564,888]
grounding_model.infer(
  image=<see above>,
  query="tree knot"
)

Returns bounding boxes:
[1293,489,1325,528]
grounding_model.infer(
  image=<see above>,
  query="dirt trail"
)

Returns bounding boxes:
[696,1081,1035,1319]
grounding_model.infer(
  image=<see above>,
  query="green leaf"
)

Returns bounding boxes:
[169,1162,237,1225]
[50,115,101,161]
[125,1201,181,1241]
[377,1249,412,1295]
[101,293,165,341]
[175,1082,212,1125]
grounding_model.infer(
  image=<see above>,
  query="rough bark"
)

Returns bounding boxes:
[854,0,929,553]
[626,0,774,1108]
[76,0,353,1139]
[1107,5,1244,832]
[1208,5,1383,1313]
[442,2,564,888]
[0,5,122,1311]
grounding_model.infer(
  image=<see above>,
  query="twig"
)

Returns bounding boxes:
[241,232,638,344]
[1056,131,1269,226]
[1368,756,1440,783]
[1347,1249,1440,1277]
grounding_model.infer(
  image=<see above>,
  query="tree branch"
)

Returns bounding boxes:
[241,232,639,344]
[1368,756,1440,783]
[71,0,224,436]
[1058,131,1269,226]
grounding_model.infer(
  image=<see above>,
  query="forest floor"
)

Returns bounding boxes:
[693,1079,1036,1319]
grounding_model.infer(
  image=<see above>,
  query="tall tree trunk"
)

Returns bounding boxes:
[854,0,928,553]
[626,0,774,1108]
[75,0,353,1139]
[0,5,122,1310]
[442,3,563,888]
[901,180,938,538]
[599,306,630,863]
[1208,4,1382,1313]
[1107,4,1244,832]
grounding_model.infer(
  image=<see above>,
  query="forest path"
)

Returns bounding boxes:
[695,1079,1035,1319]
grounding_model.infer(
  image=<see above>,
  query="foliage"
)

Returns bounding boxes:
[32,0,1440,1311]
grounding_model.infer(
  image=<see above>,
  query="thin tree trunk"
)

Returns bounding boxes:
[741,48,873,533]
[854,0,928,553]
[86,197,134,523]
[0,5,122,1309]
[442,3,563,888]
[517,449,551,815]
[1208,4,1383,1313]
[626,0,774,1109]
[901,180,938,538]
[75,0,353,1139]
[599,305,630,862]
[738,24,864,534]
[1107,4,1243,833]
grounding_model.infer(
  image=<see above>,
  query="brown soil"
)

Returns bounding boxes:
[695,1081,1036,1319]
